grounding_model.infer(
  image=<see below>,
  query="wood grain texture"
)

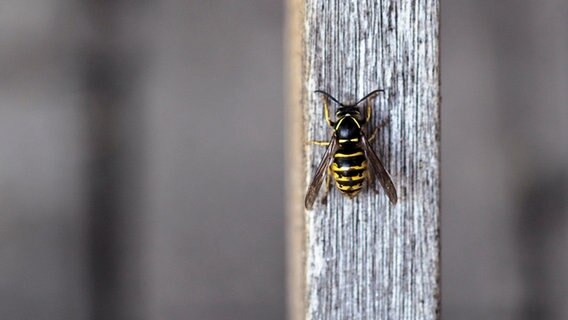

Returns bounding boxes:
[296,1,441,319]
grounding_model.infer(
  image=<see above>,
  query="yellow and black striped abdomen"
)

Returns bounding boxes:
[331,147,367,198]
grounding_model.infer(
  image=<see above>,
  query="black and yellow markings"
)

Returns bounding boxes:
[331,162,366,171]
[311,137,358,145]
[334,116,361,130]
[332,168,365,178]
[331,147,367,195]
[337,182,363,191]
[307,140,330,146]
[334,116,345,130]
[334,151,363,158]
[305,89,397,209]
[334,173,365,182]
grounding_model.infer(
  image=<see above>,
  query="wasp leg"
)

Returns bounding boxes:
[364,97,373,125]
[321,95,334,128]
[368,127,379,143]
[306,140,330,146]
[362,92,382,125]
[321,166,333,204]
[368,117,390,143]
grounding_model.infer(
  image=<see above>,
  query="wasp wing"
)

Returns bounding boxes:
[361,133,398,204]
[305,135,338,210]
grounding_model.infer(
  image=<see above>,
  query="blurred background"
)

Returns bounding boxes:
[0,1,566,320]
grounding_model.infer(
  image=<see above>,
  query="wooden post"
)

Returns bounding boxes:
[286,1,440,319]
[82,1,149,319]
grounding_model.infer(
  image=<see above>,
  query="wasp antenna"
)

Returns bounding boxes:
[350,89,384,107]
[314,90,348,108]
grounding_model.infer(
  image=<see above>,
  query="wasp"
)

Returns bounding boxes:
[305,89,398,209]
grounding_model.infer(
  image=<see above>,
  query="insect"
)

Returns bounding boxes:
[304,89,398,209]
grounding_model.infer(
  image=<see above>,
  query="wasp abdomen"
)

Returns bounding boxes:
[331,146,367,197]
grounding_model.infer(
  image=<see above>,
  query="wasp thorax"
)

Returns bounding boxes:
[335,116,361,141]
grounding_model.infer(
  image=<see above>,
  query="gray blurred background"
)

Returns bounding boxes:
[0,1,566,320]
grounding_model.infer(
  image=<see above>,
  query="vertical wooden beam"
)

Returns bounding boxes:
[287,1,440,319]
[82,1,149,319]
[83,2,123,318]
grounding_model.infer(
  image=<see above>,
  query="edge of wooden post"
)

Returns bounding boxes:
[285,0,306,319]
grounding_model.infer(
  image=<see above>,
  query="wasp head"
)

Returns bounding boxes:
[335,107,360,119]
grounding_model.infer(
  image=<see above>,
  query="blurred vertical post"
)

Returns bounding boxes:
[82,1,149,319]
[285,0,305,319]
[286,1,440,319]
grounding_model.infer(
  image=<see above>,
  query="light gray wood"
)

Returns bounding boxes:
[291,1,441,319]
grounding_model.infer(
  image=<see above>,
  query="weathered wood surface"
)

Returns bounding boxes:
[287,1,440,319]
